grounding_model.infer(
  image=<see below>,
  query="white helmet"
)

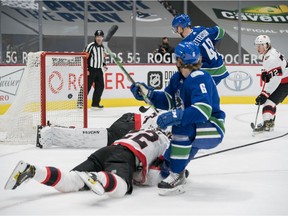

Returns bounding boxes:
[254,35,271,50]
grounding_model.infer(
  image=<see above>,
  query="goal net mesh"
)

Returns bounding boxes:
[0,51,87,144]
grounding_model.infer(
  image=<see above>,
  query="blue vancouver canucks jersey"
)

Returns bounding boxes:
[150,69,225,137]
[182,26,229,84]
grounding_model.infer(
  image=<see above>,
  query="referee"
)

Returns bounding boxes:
[78,29,107,109]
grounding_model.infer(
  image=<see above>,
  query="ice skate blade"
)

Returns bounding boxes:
[5,160,28,190]
[158,185,185,196]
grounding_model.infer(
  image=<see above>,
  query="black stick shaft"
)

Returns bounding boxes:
[253,81,266,130]
[193,132,288,160]
[102,26,158,113]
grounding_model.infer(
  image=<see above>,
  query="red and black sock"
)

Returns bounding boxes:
[41,167,61,187]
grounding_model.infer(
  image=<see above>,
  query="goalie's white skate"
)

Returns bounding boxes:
[5,160,35,190]
[158,170,187,196]
[75,171,105,195]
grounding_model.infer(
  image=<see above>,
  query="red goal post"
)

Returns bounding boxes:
[40,52,88,128]
[0,51,88,144]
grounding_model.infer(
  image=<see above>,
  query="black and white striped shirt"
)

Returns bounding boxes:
[84,42,106,69]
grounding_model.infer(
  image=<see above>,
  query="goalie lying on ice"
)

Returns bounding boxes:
[5,128,179,198]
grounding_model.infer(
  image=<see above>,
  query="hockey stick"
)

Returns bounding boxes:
[250,81,266,130]
[193,131,288,160]
[103,25,158,113]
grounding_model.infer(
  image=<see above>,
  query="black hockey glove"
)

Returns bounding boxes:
[261,71,271,83]
[255,91,270,105]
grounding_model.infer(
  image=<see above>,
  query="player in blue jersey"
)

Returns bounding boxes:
[130,41,225,195]
[171,14,229,85]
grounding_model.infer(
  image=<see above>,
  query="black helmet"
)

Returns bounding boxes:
[94,30,104,37]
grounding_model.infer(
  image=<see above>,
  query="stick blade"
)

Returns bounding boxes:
[104,25,119,42]
[139,106,150,113]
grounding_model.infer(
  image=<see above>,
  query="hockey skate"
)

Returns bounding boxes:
[5,160,35,190]
[158,170,187,196]
[75,171,105,195]
[253,119,275,134]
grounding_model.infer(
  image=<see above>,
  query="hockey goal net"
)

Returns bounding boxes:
[0,51,88,144]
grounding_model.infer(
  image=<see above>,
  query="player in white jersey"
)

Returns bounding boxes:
[254,35,288,132]
[5,128,169,198]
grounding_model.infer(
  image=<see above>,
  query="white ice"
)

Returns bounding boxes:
[0,104,288,215]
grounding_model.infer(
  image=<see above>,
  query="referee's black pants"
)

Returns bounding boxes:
[87,67,104,107]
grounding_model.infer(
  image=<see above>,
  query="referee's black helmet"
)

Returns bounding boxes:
[94,30,104,37]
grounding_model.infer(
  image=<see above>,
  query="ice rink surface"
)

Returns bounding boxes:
[0,104,288,215]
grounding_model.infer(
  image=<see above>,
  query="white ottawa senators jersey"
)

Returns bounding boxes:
[262,47,288,94]
[112,129,169,184]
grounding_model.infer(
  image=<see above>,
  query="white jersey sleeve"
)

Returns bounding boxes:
[262,48,288,94]
[112,129,169,184]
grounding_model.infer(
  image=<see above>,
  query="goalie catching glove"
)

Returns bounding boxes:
[130,82,154,101]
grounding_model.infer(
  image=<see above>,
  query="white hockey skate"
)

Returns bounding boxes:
[5,160,35,190]
[158,170,187,196]
[75,171,105,195]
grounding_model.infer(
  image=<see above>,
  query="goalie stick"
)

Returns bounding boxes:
[193,131,288,160]
[102,25,158,114]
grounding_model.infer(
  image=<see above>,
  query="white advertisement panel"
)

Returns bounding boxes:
[100,64,264,98]
[0,66,25,104]
[0,64,273,114]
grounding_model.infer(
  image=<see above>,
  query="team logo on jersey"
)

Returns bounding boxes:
[223,71,253,91]
[147,71,163,89]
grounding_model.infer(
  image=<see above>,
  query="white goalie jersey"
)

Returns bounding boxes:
[262,47,288,94]
[112,129,169,184]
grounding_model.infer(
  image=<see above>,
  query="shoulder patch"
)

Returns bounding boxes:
[190,70,204,78]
